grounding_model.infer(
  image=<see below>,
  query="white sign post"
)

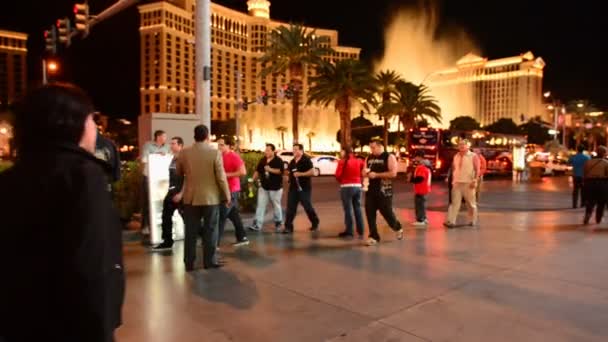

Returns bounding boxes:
[147,154,185,245]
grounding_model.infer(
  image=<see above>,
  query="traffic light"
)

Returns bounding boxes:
[261,88,269,105]
[44,26,58,54]
[74,3,90,35]
[56,17,72,47]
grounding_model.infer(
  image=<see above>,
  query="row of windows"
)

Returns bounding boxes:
[0,37,26,49]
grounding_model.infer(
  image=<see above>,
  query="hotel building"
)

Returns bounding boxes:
[0,30,27,110]
[137,0,360,150]
[0,30,27,158]
[427,51,545,126]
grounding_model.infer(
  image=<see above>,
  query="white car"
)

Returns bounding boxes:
[311,155,339,176]
[544,159,572,175]
[276,150,294,168]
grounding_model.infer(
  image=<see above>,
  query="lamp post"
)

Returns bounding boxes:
[195,0,212,129]
[544,91,559,142]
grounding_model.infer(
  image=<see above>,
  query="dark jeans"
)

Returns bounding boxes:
[340,187,364,235]
[161,191,182,245]
[284,188,320,231]
[183,205,219,268]
[584,180,608,223]
[415,194,427,222]
[218,192,247,244]
[365,191,402,241]
[141,176,149,229]
[573,176,585,208]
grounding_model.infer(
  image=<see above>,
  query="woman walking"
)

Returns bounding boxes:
[335,146,365,238]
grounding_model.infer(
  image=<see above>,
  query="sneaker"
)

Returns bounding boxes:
[412,221,428,227]
[274,222,282,232]
[233,239,250,247]
[338,231,354,239]
[443,222,456,229]
[151,242,173,251]
[309,224,320,232]
[248,224,261,231]
[366,237,378,246]
[280,229,293,235]
[142,227,150,235]
[396,228,404,240]
[467,222,477,228]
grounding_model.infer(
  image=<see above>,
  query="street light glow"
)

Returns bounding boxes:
[543,91,551,98]
[47,61,59,72]
[577,103,584,108]
[0,127,7,135]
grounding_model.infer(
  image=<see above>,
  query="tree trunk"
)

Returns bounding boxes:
[340,111,352,147]
[290,64,303,144]
[383,117,389,148]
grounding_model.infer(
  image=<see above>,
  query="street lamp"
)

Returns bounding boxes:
[42,59,59,85]
[544,91,559,142]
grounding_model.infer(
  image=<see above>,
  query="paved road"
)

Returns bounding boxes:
[116,176,608,342]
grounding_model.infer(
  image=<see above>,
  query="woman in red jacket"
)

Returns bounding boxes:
[335,146,366,238]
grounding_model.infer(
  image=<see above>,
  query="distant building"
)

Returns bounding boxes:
[0,30,27,110]
[427,51,545,126]
[137,0,360,150]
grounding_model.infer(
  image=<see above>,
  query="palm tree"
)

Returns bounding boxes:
[306,131,316,152]
[378,81,441,140]
[307,59,376,147]
[276,126,288,149]
[260,24,334,144]
[374,70,404,147]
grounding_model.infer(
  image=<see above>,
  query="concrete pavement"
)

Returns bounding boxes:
[116,177,608,341]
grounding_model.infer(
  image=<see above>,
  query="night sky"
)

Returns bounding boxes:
[1,0,605,119]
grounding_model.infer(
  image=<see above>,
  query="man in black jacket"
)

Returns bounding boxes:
[0,83,124,342]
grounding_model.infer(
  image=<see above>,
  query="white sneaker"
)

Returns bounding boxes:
[396,229,404,240]
[412,221,428,228]
[366,237,378,246]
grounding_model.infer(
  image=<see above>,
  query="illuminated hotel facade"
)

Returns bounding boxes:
[427,51,545,126]
[137,0,360,150]
[0,30,27,158]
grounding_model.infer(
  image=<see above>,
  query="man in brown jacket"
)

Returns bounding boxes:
[174,125,231,271]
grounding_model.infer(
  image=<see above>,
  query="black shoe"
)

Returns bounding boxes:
[151,242,173,251]
[309,224,320,232]
[204,263,224,269]
[584,213,591,225]
[338,231,354,239]
[280,229,293,234]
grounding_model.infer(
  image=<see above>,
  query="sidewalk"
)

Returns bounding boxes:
[116,177,608,341]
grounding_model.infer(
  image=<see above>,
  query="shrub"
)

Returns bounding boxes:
[113,161,143,222]
[0,161,12,173]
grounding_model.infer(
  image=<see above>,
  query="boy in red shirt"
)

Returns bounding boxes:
[409,150,432,227]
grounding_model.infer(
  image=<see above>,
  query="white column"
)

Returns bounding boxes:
[195,0,211,128]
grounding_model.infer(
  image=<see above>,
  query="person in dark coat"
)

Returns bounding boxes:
[0,83,125,342]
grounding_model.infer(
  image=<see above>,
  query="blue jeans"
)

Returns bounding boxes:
[218,192,247,244]
[340,186,364,235]
[254,188,283,227]
[414,194,427,222]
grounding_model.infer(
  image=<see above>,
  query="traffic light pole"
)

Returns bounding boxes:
[195,0,212,129]
[42,59,47,85]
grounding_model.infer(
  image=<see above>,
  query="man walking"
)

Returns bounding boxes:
[152,137,184,251]
[217,137,249,247]
[283,144,320,234]
[174,125,230,271]
[249,143,285,232]
[570,145,590,208]
[445,140,480,228]
[140,130,170,235]
[363,140,403,246]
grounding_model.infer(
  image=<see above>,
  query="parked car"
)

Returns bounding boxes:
[544,159,572,175]
[486,153,513,175]
[311,155,339,176]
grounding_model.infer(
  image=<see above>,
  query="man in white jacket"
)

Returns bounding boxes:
[444,140,480,228]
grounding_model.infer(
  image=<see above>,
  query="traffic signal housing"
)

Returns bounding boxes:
[74,3,90,35]
[44,26,58,54]
[56,17,72,47]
